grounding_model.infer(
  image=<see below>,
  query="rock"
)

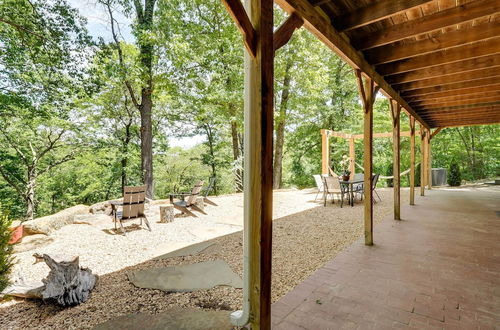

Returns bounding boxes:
[159,205,174,223]
[74,214,111,225]
[23,205,89,236]
[14,234,54,253]
[89,201,112,215]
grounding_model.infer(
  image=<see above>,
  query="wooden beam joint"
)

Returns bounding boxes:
[222,0,257,57]
[274,13,304,52]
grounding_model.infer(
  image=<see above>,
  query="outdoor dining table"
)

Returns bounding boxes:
[339,178,364,207]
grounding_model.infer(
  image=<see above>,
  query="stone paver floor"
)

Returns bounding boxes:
[272,187,500,329]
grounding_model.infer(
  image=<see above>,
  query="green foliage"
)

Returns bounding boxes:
[386,163,394,187]
[448,161,462,186]
[415,163,421,187]
[0,206,13,292]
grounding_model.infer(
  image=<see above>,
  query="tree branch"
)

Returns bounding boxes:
[0,164,25,198]
[0,128,29,165]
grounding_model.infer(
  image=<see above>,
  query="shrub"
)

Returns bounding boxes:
[386,163,393,187]
[448,161,462,186]
[0,206,13,292]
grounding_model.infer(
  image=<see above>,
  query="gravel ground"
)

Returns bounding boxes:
[0,187,409,329]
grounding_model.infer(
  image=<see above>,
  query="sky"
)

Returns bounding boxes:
[68,0,204,148]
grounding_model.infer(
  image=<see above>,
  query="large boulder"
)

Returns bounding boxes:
[89,199,122,216]
[23,205,89,236]
[14,234,54,253]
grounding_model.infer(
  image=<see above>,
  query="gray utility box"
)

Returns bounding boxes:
[432,168,447,186]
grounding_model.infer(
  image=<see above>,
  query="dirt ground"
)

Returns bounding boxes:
[0,187,410,329]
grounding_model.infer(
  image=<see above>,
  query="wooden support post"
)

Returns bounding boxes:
[349,137,355,175]
[356,70,379,246]
[390,100,401,220]
[409,116,416,205]
[427,129,432,190]
[420,126,426,196]
[226,0,273,328]
[321,129,329,175]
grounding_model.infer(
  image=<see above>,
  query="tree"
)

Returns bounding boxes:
[100,0,158,198]
[448,161,462,186]
[0,0,90,220]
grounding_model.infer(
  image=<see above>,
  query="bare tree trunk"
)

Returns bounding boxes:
[231,119,243,192]
[204,123,218,194]
[121,120,132,192]
[25,168,36,221]
[273,61,292,189]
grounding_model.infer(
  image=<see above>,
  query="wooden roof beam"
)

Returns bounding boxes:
[427,118,500,127]
[430,127,443,139]
[274,13,304,52]
[334,0,433,32]
[222,0,256,57]
[366,22,500,65]
[275,0,430,129]
[401,77,500,98]
[356,0,500,50]
[407,84,500,101]
[395,67,500,92]
[429,121,500,128]
[414,96,500,110]
[411,91,500,107]
[377,39,500,76]
[386,54,500,85]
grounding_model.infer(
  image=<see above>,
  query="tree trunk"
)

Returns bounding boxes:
[135,0,156,199]
[121,120,132,192]
[25,167,36,221]
[231,119,243,192]
[204,123,218,194]
[273,61,292,189]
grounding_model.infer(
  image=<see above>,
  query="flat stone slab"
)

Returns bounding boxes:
[93,308,233,330]
[153,241,216,260]
[128,260,242,292]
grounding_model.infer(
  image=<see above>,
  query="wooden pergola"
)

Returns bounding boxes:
[221,0,500,328]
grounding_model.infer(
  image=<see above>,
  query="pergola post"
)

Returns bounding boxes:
[356,70,379,246]
[321,129,330,174]
[349,137,355,175]
[427,130,432,190]
[390,100,401,220]
[409,116,416,205]
[420,126,426,196]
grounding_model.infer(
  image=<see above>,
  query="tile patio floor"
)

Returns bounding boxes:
[272,187,500,329]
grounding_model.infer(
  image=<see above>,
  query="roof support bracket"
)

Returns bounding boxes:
[222,0,257,57]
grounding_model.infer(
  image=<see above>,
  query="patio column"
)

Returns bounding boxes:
[409,116,416,205]
[420,126,426,196]
[321,129,329,175]
[390,100,400,220]
[356,70,379,246]
[427,129,432,190]
[349,137,355,175]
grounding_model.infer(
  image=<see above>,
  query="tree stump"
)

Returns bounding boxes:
[195,196,205,212]
[160,205,174,223]
[2,254,97,306]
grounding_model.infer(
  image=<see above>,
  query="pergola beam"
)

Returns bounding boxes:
[356,0,500,50]
[377,40,500,76]
[386,54,500,85]
[275,0,430,129]
[335,0,432,32]
[366,21,500,65]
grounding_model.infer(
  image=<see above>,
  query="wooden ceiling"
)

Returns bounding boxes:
[276,0,500,128]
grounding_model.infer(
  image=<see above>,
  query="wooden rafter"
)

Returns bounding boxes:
[274,13,303,52]
[407,84,500,101]
[366,21,500,65]
[401,77,500,98]
[275,0,430,129]
[222,0,256,57]
[335,0,432,32]
[355,0,500,50]
[411,92,500,107]
[386,54,500,85]
[430,127,443,139]
[395,67,500,91]
[377,39,500,76]
[428,118,500,127]
[414,97,500,110]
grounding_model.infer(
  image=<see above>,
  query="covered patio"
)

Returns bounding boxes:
[221,0,499,328]
[272,187,500,329]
